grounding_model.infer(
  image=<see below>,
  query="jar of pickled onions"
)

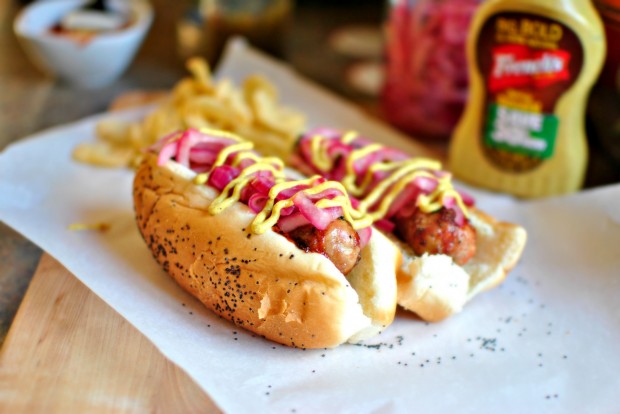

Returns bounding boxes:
[594,0,620,89]
[381,0,483,140]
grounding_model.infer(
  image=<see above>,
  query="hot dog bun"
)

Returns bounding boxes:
[393,208,527,322]
[133,153,400,348]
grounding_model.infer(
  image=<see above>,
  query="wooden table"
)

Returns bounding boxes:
[0,254,220,412]
[1,0,619,411]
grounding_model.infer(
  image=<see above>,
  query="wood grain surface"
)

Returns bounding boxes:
[0,254,221,413]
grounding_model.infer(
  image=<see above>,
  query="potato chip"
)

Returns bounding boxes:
[72,57,306,168]
[72,141,135,167]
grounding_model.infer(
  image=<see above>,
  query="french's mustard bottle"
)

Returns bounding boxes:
[448,0,606,197]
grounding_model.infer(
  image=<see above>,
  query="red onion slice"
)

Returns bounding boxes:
[208,165,240,191]
[276,212,311,233]
[153,128,371,239]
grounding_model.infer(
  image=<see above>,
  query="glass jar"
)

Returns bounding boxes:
[590,0,620,166]
[178,0,293,66]
[381,0,482,141]
[594,0,620,89]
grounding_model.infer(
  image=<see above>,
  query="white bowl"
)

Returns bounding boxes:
[14,0,154,88]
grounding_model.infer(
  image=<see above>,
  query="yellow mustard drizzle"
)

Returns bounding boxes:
[213,141,254,168]
[341,130,358,144]
[341,143,385,196]
[251,177,372,234]
[198,127,245,142]
[193,143,252,185]
[208,162,284,214]
[188,130,249,185]
[311,130,360,172]
[231,151,284,170]
[194,149,284,185]
[251,176,318,233]
[354,158,441,199]
[193,174,209,185]
[308,132,470,219]
[359,169,437,220]
[267,175,320,198]
[315,196,372,228]
[183,129,370,234]
[310,134,334,171]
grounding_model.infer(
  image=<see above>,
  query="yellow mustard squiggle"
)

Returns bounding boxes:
[341,143,385,196]
[192,131,249,184]
[185,129,370,234]
[213,141,254,168]
[251,176,372,233]
[360,169,437,220]
[194,149,284,185]
[341,130,358,144]
[208,163,284,214]
[198,127,245,142]
[310,134,334,171]
[231,151,284,169]
[307,131,469,219]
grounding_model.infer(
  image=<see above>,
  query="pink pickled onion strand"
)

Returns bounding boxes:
[443,196,465,226]
[188,163,211,173]
[189,148,218,165]
[175,129,200,167]
[178,128,243,167]
[386,182,421,219]
[157,140,179,166]
[151,129,181,151]
[330,160,348,182]
[349,196,362,210]
[249,174,275,195]
[306,187,345,202]
[458,189,475,207]
[208,165,240,191]
[293,191,339,231]
[247,192,269,213]
[279,205,297,217]
[357,226,372,247]
[414,174,439,193]
[240,174,276,203]
[276,212,311,233]
[188,139,232,164]
[277,177,325,201]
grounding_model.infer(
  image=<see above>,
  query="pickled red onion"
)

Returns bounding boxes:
[151,129,371,245]
[297,127,474,228]
[208,165,240,191]
[382,0,481,139]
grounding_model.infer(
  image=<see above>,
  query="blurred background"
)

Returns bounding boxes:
[4,0,620,178]
[2,0,389,150]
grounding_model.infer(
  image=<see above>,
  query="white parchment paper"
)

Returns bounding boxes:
[1,39,620,413]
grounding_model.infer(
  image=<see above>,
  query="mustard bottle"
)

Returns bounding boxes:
[448,0,606,198]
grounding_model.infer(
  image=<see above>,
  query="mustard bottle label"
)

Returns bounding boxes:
[477,12,583,172]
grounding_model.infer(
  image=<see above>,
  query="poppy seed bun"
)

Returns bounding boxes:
[133,154,400,348]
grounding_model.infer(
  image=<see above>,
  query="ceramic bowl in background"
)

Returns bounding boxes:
[13,0,154,88]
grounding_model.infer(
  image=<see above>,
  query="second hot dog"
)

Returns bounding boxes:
[290,128,527,322]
